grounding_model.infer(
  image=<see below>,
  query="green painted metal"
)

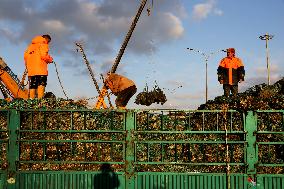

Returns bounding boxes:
[7,110,20,189]
[0,173,7,189]
[245,111,257,175]
[0,109,283,188]
[125,111,135,189]
[15,172,125,189]
[136,173,254,189]
[0,110,8,189]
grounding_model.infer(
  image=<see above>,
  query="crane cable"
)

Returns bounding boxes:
[147,0,154,16]
[0,81,10,99]
[53,61,69,99]
[100,74,113,108]
[75,42,113,108]
[19,65,69,100]
[20,69,28,87]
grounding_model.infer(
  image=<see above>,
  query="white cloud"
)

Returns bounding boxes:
[43,20,67,32]
[214,9,223,16]
[192,0,222,21]
[0,27,20,43]
[165,13,184,39]
[0,0,186,57]
[0,0,186,81]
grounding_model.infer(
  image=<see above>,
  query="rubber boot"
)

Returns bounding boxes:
[29,89,36,99]
[37,85,45,99]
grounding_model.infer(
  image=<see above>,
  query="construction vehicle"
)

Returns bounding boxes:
[0,57,29,100]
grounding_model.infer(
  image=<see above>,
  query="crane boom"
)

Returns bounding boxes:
[95,0,148,109]
[110,0,148,73]
[0,57,29,99]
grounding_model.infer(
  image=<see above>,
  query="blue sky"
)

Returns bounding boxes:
[0,0,283,109]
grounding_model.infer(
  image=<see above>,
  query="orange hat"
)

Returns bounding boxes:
[227,48,235,53]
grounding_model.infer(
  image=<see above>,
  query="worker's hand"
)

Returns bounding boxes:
[104,82,110,89]
[48,56,53,63]
[219,80,224,84]
[239,79,244,83]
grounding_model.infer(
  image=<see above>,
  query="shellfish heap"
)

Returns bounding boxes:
[198,77,284,111]
[0,78,283,173]
[135,84,167,106]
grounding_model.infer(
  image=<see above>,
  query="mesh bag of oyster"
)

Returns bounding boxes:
[135,83,167,106]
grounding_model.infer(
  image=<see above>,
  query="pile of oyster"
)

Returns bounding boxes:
[0,78,283,173]
[198,77,284,111]
[135,84,167,106]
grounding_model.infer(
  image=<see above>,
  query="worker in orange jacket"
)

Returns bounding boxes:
[104,73,137,109]
[24,35,53,99]
[217,48,245,97]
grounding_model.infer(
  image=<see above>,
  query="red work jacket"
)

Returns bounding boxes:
[217,57,245,85]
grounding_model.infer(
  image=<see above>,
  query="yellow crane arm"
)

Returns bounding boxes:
[0,57,29,100]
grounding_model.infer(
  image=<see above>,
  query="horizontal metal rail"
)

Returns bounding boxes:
[0,109,283,189]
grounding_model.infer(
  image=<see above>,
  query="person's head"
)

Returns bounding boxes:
[226,48,235,58]
[42,34,51,44]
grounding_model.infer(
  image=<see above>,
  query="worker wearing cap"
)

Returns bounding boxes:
[24,34,53,99]
[104,73,137,109]
[217,48,245,97]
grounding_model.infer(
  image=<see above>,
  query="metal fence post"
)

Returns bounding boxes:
[245,111,258,174]
[7,110,20,189]
[245,111,260,188]
[125,110,135,189]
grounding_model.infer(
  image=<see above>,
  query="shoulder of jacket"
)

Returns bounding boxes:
[31,36,47,44]
[220,57,228,63]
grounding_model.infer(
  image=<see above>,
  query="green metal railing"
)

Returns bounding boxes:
[0,109,283,189]
[0,110,8,189]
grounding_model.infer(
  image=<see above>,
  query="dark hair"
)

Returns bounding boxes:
[42,34,51,42]
[227,48,235,53]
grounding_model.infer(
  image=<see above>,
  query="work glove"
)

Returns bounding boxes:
[48,56,53,63]
[239,74,245,83]
[218,75,223,84]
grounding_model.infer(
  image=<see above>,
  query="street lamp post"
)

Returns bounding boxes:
[187,48,226,102]
[259,33,274,85]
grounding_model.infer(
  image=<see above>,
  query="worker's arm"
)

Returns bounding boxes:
[217,67,225,76]
[39,44,53,63]
[217,59,226,84]
[237,58,245,82]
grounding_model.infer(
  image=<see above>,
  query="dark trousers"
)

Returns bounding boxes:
[115,85,137,107]
[223,84,238,97]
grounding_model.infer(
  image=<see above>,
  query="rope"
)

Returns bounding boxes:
[100,74,113,108]
[15,68,29,99]
[20,69,28,87]
[53,61,69,99]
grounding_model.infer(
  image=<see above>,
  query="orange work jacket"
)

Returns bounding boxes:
[24,36,53,76]
[104,73,135,95]
[217,57,245,85]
